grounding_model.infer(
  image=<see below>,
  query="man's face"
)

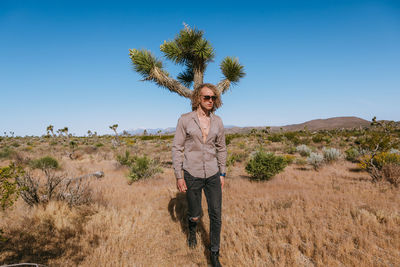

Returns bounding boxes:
[199,87,216,111]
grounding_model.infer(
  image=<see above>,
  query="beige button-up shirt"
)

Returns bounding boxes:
[172,111,227,179]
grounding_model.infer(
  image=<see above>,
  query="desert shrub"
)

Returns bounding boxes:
[345,147,360,162]
[323,147,341,162]
[11,142,20,147]
[0,147,15,159]
[295,158,307,166]
[382,164,400,186]
[359,152,400,171]
[225,133,242,146]
[283,154,296,165]
[16,169,93,207]
[296,145,311,157]
[128,155,163,183]
[160,135,174,140]
[283,131,298,141]
[267,133,283,143]
[50,140,58,146]
[95,143,104,147]
[140,135,157,141]
[245,151,287,181]
[0,164,22,241]
[307,152,324,170]
[116,150,137,166]
[312,133,331,144]
[238,141,246,149]
[226,151,248,167]
[282,132,300,144]
[0,164,23,210]
[300,137,312,145]
[284,146,297,154]
[30,156,59,171]
[290,136,301,145]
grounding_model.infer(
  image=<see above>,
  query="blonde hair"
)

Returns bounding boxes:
[191,83,222,112]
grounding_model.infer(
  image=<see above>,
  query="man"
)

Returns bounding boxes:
[172,83,227,267]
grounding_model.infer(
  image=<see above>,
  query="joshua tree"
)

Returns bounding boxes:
[109,124,120,146]
[62,127,68,136]
[46,125,55,137]
[129,24,245,99]
[57,127,69,141]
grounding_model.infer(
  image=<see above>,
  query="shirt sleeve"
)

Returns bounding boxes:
[215,118,227,174]
[172,117,185,179]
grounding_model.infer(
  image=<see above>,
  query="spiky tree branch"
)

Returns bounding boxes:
[129,49,192,97]
[218,57,246,94]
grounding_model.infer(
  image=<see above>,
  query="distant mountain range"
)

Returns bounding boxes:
[121,116,376,136]
[225,116,372,134]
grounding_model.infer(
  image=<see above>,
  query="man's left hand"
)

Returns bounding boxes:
[220,176,225,190]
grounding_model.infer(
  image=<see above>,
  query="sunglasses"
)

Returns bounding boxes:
[201,95,217,101]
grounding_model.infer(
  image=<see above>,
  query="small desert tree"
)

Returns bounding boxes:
[129,24,245,99]
[46,125,55,137]
[358,117,400,183]
[109,124,120,146]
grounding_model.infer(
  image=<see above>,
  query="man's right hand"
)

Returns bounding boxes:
[177,178,187,192]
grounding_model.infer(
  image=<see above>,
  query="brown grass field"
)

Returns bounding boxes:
[0,133,399,266]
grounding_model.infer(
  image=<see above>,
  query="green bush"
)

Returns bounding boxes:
[225,133,242,146]
[245,151,287,181]
[284,146,297,154]
[30,156,59,171]
[140,135,156,141]
[160,135,174,140]
[283,155,296,165]
[0,164,23,210]
[283,131,298,141]
[128,155,163,183]
[226,151,248,167]
[345,147,360,162]
[11,142,20,147]
[0,147,15,159]
[295,158,307,166]
[117,150,137,166]
[267,133,283,143]
[312,133,332,144]
[287,136,300,145]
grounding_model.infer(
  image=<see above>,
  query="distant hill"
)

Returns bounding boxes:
[225,117,371,134]
[122,116,373,136]
[281,117,370,131]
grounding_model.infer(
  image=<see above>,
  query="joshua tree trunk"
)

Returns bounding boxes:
[193,68,203,90]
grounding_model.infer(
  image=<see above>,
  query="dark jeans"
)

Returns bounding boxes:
[184,170,222,252]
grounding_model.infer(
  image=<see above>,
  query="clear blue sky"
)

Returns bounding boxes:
[1,0,399,136]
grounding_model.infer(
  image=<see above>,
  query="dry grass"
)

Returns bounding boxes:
[1,137,400,266]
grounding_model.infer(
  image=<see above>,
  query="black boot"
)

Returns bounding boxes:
[188,219,197,249]
[210,250,222,267]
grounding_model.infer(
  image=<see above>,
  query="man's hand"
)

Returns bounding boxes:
[220,176,225,190]
[177,178,187,192]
